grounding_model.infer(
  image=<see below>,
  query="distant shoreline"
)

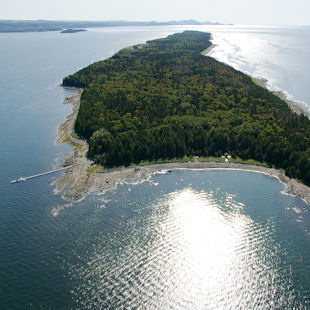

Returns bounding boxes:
[0,20,222,33]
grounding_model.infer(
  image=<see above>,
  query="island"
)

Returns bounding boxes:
[53,31,310,208]
[61,28,86,34]
[62,31,310,186]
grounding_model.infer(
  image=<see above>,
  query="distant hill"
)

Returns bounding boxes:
[0,20,222,33]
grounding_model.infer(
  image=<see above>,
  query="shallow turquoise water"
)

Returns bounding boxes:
[0,26,310,309]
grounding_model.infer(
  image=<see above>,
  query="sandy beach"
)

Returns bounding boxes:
[201,44,216,56]
[53,92,310,211]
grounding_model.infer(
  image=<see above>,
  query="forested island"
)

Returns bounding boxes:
[63,31,310,186]
[61,28,86,34]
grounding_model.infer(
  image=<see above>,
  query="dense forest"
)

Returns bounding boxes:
[63,31,310,185]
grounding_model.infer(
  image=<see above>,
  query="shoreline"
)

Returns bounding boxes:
[53,92,310,210]
[201,44,216,56]
[91,162,310,206]
[254,77,310,117]
[53,92,95,203]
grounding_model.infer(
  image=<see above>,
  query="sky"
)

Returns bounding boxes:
[1,0,310,26]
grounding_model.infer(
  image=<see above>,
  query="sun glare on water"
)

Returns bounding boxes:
[153,188,256,308]
[72,186,298,309]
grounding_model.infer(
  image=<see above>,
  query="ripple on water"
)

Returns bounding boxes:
[65,171,309,309]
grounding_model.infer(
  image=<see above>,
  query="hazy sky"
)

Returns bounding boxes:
[1,0,310,26]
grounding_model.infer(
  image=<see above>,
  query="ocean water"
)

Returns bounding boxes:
[0,26,309,309]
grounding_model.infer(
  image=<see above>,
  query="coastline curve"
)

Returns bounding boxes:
[54,94,310,208]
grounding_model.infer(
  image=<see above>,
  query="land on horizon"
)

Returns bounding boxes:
[0,19,222,33]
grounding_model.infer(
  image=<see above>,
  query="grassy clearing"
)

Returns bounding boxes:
[219,156,269,167]
[136,156,269,167]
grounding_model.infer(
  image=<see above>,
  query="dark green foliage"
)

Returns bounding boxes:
[63,31,310,185]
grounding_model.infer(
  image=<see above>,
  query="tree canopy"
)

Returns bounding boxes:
[63,31,310,185]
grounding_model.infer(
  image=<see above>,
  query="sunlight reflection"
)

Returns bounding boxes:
[72,187,296,309]
[155,188,255,307]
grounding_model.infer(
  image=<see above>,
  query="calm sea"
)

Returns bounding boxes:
[0,25,309,309]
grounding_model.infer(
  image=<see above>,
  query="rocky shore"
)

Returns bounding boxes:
[53,92,94,203]
[92,162,310,206]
